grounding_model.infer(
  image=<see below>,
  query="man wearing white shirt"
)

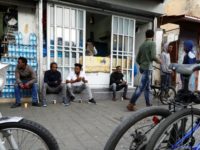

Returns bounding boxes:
[66,63,96,104]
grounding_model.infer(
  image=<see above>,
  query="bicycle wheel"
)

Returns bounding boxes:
[104,107,171,150]
[146,108,200,150]
[0,118,59,150]
[160,86,176,105]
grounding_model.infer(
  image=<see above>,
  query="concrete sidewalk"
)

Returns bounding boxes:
[0,97,162,150]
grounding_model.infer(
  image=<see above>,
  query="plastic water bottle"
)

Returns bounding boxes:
[15,33,19,45]
[18,32,23,45]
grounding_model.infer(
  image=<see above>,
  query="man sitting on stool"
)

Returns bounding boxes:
[110,66,129,101]
[42,62,69,107]
[11,57,39,108]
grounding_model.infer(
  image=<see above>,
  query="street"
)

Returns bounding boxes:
[0,97,160,150]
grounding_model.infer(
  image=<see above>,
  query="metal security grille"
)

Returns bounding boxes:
[111,15,135,86]
[47,3,86,80]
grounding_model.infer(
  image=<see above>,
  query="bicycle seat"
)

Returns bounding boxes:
[169,63,200,75]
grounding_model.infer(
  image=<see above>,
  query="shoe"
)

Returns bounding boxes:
[43,104,47,107]
[63,100,70,107]
[123,96,130,100]
[11,103,21,108]
[88,98,96,104]
[32,102,40,107]
[42,101,47,107]
[70,95,75,102]
[112,97,117,101]
[146,104,152,107]
[127,103,136,111]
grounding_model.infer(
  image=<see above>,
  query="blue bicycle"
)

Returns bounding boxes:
[146,63,200,150]
[104,63,200,150]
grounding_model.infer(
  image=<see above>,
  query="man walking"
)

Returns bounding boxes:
[160,43,173,91]
[42,62,69,107]
[127,30,161,111]
[110,66,129,101]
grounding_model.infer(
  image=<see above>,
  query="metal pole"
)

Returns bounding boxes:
[38,0,43,95]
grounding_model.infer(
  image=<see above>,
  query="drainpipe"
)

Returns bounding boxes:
[38,0,43,95]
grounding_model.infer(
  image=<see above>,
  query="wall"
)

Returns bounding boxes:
[165,0,200,17]
[18,6,36,44]
[95,0,164,15]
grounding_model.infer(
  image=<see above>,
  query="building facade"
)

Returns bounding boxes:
[43,0,165,88]
[161,0,200,90]
[0,0,165,99]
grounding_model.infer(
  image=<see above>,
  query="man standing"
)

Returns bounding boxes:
[66,63,96,104]
[11,57,39,108]
[127,30,161,111]
[160,43,173,91]
[181,40,196,90]
[110,66,129,101]
[42,62,69,107]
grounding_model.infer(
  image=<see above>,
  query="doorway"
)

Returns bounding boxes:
[169,40,179,86]
[86,12,111,57]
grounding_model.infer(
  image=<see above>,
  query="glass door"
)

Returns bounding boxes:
[47,4,86,80]
[111,15,135,86]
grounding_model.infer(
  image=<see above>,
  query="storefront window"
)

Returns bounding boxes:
[47,4,85,80]
[111,16,135,86]
[64,8,69,27]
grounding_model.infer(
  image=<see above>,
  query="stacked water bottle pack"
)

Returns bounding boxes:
[1,32,38,98]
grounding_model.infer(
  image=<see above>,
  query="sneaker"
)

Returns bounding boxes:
[63,100,70,107]
[127,103,136,111]
[11,103,21,108]
[42,101,47,107]
[70,95,75,102]
[112,97,117,101]
[88,98,96,104]
[32,102,40,107]
[146,104,152,107]
[123,96,130,100]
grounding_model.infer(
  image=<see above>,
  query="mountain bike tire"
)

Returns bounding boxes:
[0,118,59,150]
[104,107,171,150]
[146,108,200,150]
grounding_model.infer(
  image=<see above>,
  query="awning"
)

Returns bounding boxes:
[160,14,200,25]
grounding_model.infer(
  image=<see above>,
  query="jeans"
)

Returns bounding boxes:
[130,69,152,106]
[14,82,38,104]
[161,73,171,91]
[42,83,68,104]
[110,83,128,98]
[67,83,93,101]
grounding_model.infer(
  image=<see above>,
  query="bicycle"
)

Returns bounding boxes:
[0,63,59,150]
[145,63,200,150]
[104,66,175,150]
[104,63,199,150]
[150,66,176,105]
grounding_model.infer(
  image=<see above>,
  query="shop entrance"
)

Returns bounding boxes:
[86,12,111,57]
[47,3,136,87]
[84,12,111,81]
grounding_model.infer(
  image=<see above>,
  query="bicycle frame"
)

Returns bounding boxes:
[171,120,200,149]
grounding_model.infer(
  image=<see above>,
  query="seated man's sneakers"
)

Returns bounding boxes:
[11,103,21,108]
[88,98,96,104]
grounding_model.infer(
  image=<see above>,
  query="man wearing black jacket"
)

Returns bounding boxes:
[110,66,129,101]
[42,62,69,107]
